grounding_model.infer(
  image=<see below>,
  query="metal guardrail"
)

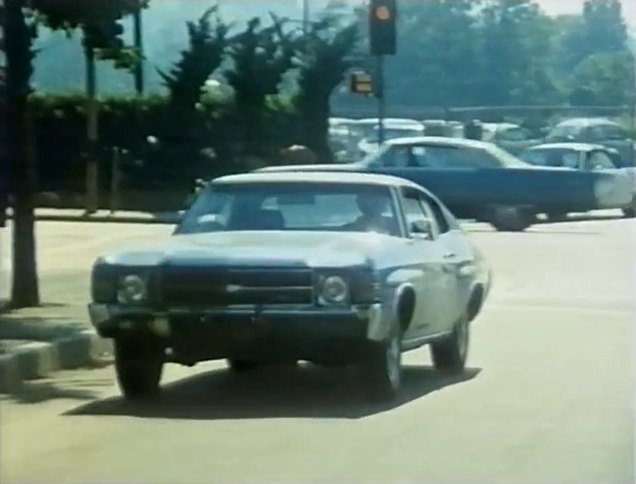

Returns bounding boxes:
[330,104,633,122]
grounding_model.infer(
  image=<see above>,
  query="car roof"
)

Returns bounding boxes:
[212,170,426,191]
[385,135,492,149]
[554,117,620,128]
[527,142,608,151]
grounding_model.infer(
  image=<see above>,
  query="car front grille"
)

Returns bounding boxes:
[159,266,314,307]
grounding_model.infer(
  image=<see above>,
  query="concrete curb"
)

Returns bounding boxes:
[34,215,178,225]
[0,331,113,394]
[6,212,181,225]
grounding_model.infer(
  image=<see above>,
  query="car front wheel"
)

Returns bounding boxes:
[430,313,469,374]
[622,196,636,218]
[360,318,402,402]
[114,337,164,400]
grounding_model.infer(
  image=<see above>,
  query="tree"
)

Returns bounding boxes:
[555,0,628,73]
[478,0,560,106]
[159,6,228,116]
[581,0,628,54]
[153,6,229,183]
[225,15,297,155]
[295,16,358,161]
[5,0,147,308]
[5,0,39,307]
[388,0,483,107]
[0,0,7,228]
[568,51,635,106]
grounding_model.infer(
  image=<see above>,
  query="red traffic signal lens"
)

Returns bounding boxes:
[374,5,391,21]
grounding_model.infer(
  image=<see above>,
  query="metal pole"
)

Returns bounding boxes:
[85,44,99,215]
[376,54,385,145]
[302,0,309,34]
[110,148,121,213]
[133,10,144,95]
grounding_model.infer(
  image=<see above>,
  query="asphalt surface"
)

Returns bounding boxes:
[1,214,634,483]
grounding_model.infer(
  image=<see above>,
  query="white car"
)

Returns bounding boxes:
[89,171,492,402]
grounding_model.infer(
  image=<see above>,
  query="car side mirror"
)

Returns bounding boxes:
[410,220,432,239]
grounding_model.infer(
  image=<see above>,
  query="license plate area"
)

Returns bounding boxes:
[169,314,261,347]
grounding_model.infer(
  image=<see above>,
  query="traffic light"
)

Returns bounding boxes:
[369,0,396,56]
[349,71,374,95]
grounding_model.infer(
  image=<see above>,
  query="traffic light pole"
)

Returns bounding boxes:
[133,10,144,95]
[375,54,386,145]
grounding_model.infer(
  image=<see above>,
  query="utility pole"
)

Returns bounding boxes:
[376,55,385,144]
[302,0,310,34]
[84,43,99,215]
[369,0,396,146]
[133,10,144,95]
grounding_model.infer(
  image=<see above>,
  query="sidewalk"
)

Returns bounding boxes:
[7,208,182,225]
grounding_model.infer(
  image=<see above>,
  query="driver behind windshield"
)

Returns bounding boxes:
[348,193,398,234]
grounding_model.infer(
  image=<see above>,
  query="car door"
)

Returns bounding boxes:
[414,193,462,334]
[419,194,465,327]
[398,188,451,339]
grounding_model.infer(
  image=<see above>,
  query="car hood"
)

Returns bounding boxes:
[101,231,400,269]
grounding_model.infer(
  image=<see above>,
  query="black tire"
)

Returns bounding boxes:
[622,197,636,218]
[114,337,164,400]
[546,212,567,222]
[430,313,469,374]
[226,358,261,373]
[360,318,402,402]
[490,207,534,232]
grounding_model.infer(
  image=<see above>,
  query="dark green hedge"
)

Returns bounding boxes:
[29,92,301,194]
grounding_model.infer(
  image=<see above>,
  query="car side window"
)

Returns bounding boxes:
[408,145,500,169]
[401,189,436,239]
[377,146,411,167]
[422,196,451,234]
[599,125,627,140]
[585,151,616,171]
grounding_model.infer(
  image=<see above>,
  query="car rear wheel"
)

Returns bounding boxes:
[226,358,261,372]
[546,211,568,222]
[430,312,469,374]
[360,318,402,402]
[490,207,534,232]
[622,196,636,218]
[114,337,164,400]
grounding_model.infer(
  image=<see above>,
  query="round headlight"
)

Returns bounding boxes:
[117,274,147,305]
[320,275,348,305]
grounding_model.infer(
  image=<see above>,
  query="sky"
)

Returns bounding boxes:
[531,0,633,27]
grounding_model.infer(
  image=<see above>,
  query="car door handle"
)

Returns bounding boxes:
[443,252,456,259]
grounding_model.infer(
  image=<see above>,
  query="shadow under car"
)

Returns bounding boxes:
[65,364,482,420]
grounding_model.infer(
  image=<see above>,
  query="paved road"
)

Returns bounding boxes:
[1,215,634,483]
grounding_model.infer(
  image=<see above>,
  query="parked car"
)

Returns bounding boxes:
[89,171,491,402]
[545,118,635,167]
[357,120,425,157]
[520,142,636,218]
[481,123,543,155]
[258,137,634,231]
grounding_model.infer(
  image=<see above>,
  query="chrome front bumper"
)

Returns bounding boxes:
[88,302,388,343]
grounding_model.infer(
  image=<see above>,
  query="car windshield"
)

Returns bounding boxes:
[176,182,400,236]
[546,125,581,140]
